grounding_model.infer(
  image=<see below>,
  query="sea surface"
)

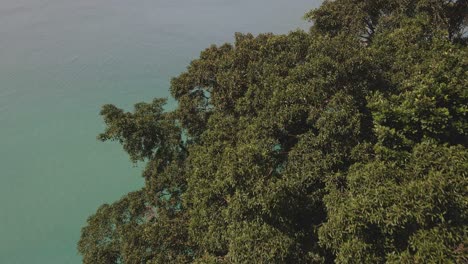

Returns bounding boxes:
[0,0,320,263]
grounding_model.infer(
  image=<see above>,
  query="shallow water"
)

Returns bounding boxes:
[0,0,320,263]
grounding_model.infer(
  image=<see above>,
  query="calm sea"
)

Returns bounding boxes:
[0,0,319,263]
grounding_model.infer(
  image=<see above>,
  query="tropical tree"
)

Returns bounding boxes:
[78,1,467,263]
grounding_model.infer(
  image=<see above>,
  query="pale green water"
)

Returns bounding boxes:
[0,1,319,263]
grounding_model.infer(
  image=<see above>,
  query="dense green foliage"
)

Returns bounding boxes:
[78,1,467,263]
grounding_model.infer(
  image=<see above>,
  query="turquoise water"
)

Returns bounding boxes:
[0,1,319,263]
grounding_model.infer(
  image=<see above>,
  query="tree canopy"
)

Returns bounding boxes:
[78,1,467,263]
